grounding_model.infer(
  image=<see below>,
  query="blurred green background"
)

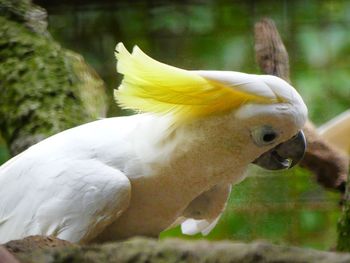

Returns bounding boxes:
[2,0,350,250]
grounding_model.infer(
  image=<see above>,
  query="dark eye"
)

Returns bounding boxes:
[251,126,278,146]
[263,132,277,143]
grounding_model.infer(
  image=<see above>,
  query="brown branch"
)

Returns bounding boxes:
[4,236,350,263]
[4,236,75,255]
[254,18,348,193]
[254,19,290,82]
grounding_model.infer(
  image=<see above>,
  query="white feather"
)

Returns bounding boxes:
[181,216,222,236]
[0,117,137,243]
[195,71,277,99]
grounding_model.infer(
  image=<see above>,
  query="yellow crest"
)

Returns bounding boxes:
[114,43,275,123]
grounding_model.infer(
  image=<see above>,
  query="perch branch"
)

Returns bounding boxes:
[3,236,350,263]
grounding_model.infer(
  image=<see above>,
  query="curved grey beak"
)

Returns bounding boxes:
[253,130,306,170]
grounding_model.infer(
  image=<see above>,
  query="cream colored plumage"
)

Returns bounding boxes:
[318,109,350,155]
[0,43,307,244]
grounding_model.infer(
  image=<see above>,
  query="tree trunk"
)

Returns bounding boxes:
[0,0,107,155]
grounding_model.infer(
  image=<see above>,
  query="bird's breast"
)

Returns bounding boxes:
[92,167,219,241]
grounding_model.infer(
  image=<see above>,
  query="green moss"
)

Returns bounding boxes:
[0,5,106,154]
[0,0,32,22]
[337,195,350,251]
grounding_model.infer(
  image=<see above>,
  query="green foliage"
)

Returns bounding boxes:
[0,135,9,165]
[337,203,350,251]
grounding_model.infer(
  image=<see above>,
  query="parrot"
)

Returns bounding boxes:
[0,43,307,244]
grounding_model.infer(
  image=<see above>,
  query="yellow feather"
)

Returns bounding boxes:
[114,43,275,123]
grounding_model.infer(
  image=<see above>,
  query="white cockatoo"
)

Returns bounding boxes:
[0,43,307,244]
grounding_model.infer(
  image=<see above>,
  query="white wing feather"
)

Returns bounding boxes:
[181,216,221,236]
[179,184,232,236]
[0,117,139,243]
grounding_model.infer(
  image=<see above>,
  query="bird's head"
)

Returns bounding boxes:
[114,43,307,170]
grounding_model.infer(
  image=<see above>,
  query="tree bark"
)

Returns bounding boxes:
[254,18,348,193]
[0,0,107,155]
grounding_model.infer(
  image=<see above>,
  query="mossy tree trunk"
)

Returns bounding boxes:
[0,0,107,155]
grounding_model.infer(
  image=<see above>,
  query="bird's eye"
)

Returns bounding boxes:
[251,126,278,146]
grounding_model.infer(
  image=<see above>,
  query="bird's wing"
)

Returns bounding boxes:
[181,216,221,236]
[0,156,131,244]
[178,184,231,236]
[318,109,350,155]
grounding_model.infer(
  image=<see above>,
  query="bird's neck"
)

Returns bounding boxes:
[134,113,251,187]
